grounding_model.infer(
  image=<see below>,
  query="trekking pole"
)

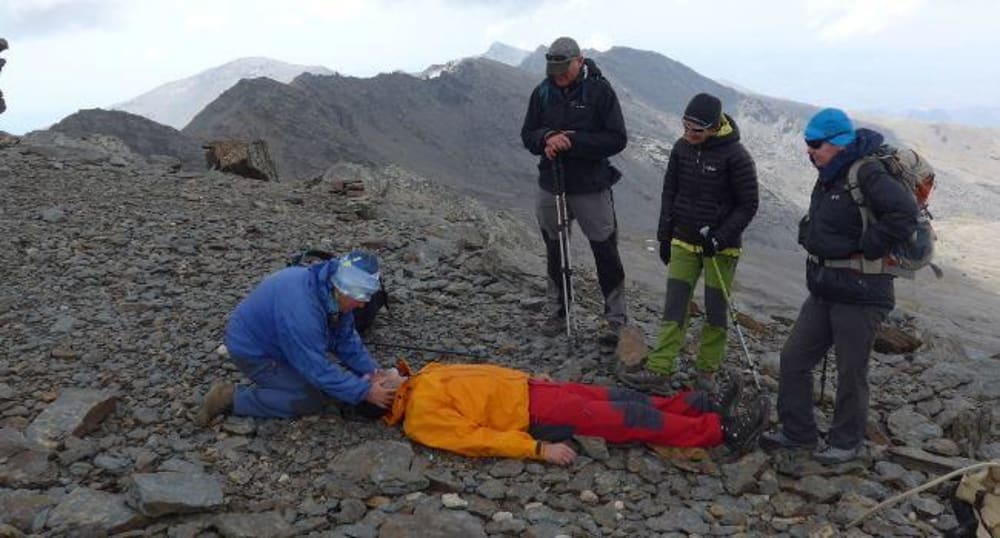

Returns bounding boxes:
[552,156,573,337]
[701,232,761,390]
[365,340,489,359]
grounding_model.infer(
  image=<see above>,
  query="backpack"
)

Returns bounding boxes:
[846,145,941,279]
[287,249,390,334]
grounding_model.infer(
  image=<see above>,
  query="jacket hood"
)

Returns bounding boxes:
[310,260,338,315]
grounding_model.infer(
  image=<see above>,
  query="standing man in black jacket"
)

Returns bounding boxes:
[621,93,758,394]
[760,108,918,464]
[520,37,628,343]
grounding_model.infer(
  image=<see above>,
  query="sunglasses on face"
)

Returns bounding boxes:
[545,54,574,62]
[805,131,851,149]
[683,122,709,134]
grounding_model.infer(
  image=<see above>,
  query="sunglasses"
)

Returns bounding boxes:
[805,131,851,149]
[683,122,709,134]
[545,54,575,62]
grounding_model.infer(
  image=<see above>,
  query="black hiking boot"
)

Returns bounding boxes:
[722,395,769,456]
[759,429,818,452]
[710,377,743,419]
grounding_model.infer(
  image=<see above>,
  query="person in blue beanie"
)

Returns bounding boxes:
[195,250,395,424]
[760,108,918,463]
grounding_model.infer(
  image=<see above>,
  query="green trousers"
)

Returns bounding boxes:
[647,244,738,375]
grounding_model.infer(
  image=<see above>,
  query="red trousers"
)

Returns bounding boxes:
[527,380,723,447]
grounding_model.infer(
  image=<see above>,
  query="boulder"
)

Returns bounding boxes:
[203,139,278,181]
[24,389,117,449]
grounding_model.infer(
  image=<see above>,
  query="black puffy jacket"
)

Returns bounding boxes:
[520,59,627,195]
[656,114,759,248]
[799,129,919,308]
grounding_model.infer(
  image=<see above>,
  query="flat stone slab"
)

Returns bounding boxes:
[128,472,224,517]
[888,446,977,474]
[213,511,292,538]
[46,487,147,534]
[24,389,117,449]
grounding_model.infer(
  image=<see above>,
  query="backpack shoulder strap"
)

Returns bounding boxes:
[846,156,880,234]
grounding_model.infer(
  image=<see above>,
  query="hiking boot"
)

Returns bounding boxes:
[759,429,818,452]
[710,377,743,419]
[541,314,567,337]
[195,381,235,426]
[694,370,718,393]
[813,444,863,464]
[618,365,673,396]
[722,396,769,455]
[597,321,623,346]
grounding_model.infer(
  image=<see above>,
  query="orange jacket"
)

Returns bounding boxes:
[384,363,543,460]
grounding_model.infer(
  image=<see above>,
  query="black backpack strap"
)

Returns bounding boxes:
[288,249,335,267]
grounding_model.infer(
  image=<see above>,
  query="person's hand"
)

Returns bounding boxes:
[544,132,573,160]
[658,240,671,266]
[699,227,719,258]
[364,379,396,409]
[541,442,577,465]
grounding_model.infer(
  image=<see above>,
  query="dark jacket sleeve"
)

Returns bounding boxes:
[858,161,919,260]
[714,144,760,247]
[565,82,627,160]
[520,87,549,156]
[657,147,680,242]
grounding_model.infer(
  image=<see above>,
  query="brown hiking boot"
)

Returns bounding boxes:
[195,381,234,426]
[617,362,673,396]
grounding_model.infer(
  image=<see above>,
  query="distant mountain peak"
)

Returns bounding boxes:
[111,57,335,130]
[480,42,530,67]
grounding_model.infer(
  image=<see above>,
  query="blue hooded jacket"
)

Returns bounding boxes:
[224,260,378,405]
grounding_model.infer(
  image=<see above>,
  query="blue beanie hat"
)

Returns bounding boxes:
[331,250,380,302]
[805,108,856,146]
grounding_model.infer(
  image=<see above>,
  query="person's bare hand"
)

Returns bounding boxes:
[541,442,576,465]
[544,133,573,160]
[365,380,396,408]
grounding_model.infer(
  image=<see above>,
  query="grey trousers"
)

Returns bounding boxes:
[535,188,627,325]
[777,295,889,449]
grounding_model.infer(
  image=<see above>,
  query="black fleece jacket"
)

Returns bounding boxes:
[520,59,628,195]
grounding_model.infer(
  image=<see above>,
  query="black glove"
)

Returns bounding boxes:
[699,228,719,258]
[658,240,671,266]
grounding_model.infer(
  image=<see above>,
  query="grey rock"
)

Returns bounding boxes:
[40,207,66,223]
[887,408,943,445]
[0,384,14,400]
[94,453,132,474]
[214,511,293,538]
[128,472,224,517]
[721,451,768,494]
[378,508,486,537]
[0,490,53,533]
[645,506,709,534]
[0,438,55,488]
[923,437,961,456]
[787,474,840,503]
[46,487,146,534]
[24,389,117,449]
[334,498,367,524]
[158,458,205,474]
[475,478,506,500]
[771,492,809,517]
[488,459,524,478]
[57,435,98,465]
[330,440,427,494]
[573,435,610,461]
[590,500,620,528]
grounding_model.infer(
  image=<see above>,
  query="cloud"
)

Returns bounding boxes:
[0,0,126,39]
[807,0,924,42]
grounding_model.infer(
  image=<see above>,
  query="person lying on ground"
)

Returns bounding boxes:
[195,250,395,425]
[375,362,767,465]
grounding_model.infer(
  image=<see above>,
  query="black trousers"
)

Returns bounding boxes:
[777,295,889,449]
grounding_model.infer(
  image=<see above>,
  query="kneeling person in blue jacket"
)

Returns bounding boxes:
[196,250,395,424]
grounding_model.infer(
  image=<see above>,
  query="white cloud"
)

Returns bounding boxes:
[808,0,924,42]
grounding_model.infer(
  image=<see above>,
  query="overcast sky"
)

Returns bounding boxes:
[1,0,997,134]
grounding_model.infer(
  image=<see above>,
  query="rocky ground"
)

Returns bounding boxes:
[1,134,998,537]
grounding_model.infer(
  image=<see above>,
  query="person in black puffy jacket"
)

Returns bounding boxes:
[520,36,628,344]
[761,108,918,464]
[620,93,758,395]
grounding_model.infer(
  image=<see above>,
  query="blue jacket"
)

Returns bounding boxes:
[224,261,378,405]
[799,129,919,308]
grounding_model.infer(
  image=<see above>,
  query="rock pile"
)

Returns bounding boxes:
[0,37,7,115]
[0,134,997,536]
